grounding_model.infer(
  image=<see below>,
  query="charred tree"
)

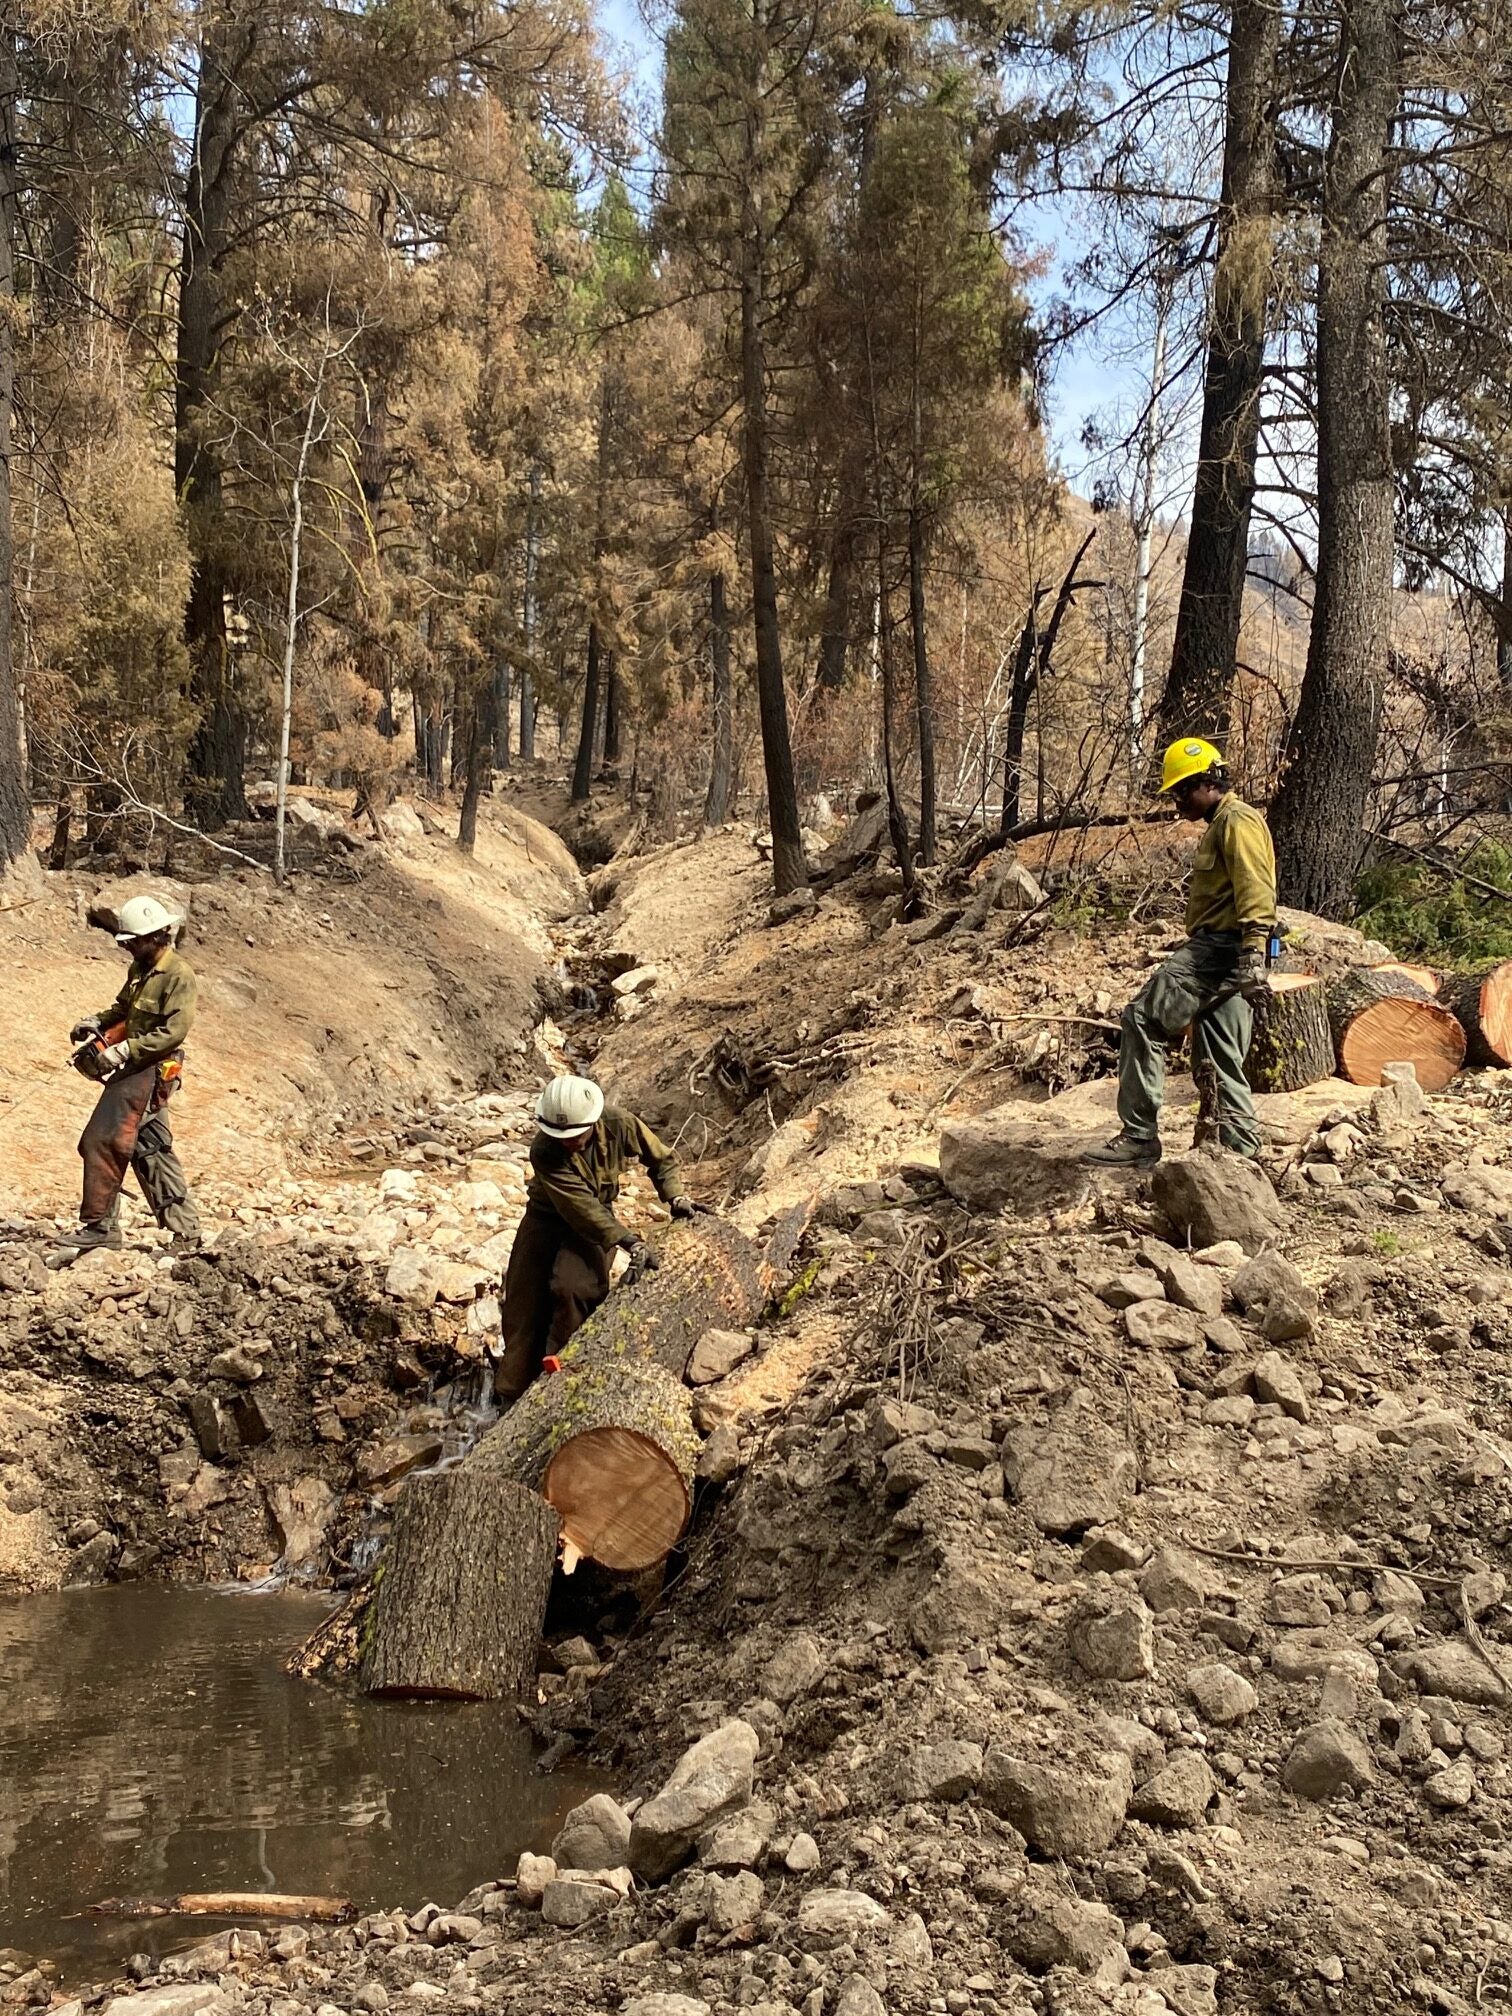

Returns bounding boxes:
[0,25,29,870]
[1160,0,1282,742]
[1268,0,1400,916]
[572,623,603,804]
[705,569,733,826]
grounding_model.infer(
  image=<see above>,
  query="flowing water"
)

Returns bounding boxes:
[0,1585,596,1984]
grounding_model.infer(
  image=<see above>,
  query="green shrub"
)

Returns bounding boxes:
[1355,840,1512,967]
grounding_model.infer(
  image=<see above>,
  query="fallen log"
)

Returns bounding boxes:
[90,1894,355,1923]
[361,1472,560,1699]
[1439,960,1512,1066]
[1327,968,1466,1091]
[1371,960,1442,997]
[1244,974,1334,1093]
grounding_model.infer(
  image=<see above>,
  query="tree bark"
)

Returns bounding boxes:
[178,6,250,829]
[1440,960,1512,1066]
[604,655,623,763]
[492,664,512,769]
[572,622,602,804]
[876,538,916,903]
[1268,0,1400,917]
[361,1473,559,1700]
[816,514,858,692]
[1243,974,1333,1090]
[740,198,808,896]
[705,569,733,826]
[0,25,30,869]
[457,682,490,853]
[909,494,936,866]
[1328,967,1464,1088]
[1161,0,1281,743]
[520,464,540,762]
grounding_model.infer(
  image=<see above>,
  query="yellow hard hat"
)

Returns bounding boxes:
[1158,737,1224,794]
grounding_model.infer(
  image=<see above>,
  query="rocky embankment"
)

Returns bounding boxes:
[13,1053,1512,2015]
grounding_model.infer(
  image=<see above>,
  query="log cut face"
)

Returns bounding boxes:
[1441,960,1512,1067]
[360,1471,559,1700]
[1371,961,1442,997]
[1244,974,1335,1093]
[1327,968,1466,1091]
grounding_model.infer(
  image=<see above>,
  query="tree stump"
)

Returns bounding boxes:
[1327,968,1466,1091]
[1244,974,1335,1092]
[1440,960,1512,1066]
[360,1471,560,1700]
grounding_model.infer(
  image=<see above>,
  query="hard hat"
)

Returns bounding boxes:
[535,1074,605,1138]
[114,894,181,943]
[1158,737,1224,794]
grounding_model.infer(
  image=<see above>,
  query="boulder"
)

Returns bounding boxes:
[1005,1891,1129,1975]
[760,1631,826,1703]
[795,1889,891,1941]
[1125,1302,1205,1351]
[1424,1759,1477,1810]
[1442,1163,1512,1218]
[939,1112,1098,1216]
[980,1747,1133,1857]
[1252,1350,1310,1422]
[687,1329,755,1384]
[705,1870,765,1933]
[1152,1152,1287,1255]
[1394,1641,1510,1708]
[540,1876,619,1927]
[1069,1593,1156,1681]
[1153,1251,1226,1319]
[1139,1547,1209,1614]
[1095,1270,1165,1308]
[1282,1721,1376,1800]
[268,1476,336,1573]
[1128,1752,1216,1829]
[551,1793,632,1873]
[1186,1661,1258,1726]
[893,1740,983,1803]
[701,1801,774,1870]
[629,1720,760,1881]
[513,1852,555,1907]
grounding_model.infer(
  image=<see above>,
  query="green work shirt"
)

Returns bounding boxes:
[96,947,198,1065]
[526,1104,686,1251]
[1184,793,1277,953]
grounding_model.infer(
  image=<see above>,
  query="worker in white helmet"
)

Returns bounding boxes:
[52,894,202,1263]
[498,1074,700,1404]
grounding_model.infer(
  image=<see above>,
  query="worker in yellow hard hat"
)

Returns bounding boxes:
[1085,738,1277,1167]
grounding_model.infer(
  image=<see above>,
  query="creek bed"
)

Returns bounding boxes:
[0,1585,594,1984]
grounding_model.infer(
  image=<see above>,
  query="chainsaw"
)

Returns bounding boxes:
[70,1021,128,1083]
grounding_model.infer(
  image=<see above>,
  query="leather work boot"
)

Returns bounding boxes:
[45,1222,124,1270]
[1084,1133,1161,1168]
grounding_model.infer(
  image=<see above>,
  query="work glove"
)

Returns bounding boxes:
[669,1197,707,1221]
[622,1238,659,1281]
[99,1041,131,1072]
[1235,950,1270,1005]
[70,1018,102,1045]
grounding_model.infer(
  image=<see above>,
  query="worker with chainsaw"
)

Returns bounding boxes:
[56,894,202,1260]
[498,1074,699,1405]
[1086,737,1276,1167]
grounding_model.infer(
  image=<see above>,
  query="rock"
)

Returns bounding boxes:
[761,1632,826,1704]
[541,1877,620,1927]
[1232,1247,1315,1318]
[427,1914,483,1945]
[785,1831,821,1873]
[1152,1152,1287,1255]
[1282,1721,1376,1800]
[611,964,659,998]
[866,1396,940,1448]
[1186,1661,1258,1725]
[1394,1642,1510,1707]
[894,1739,983,1803]
[1069,1593,1156,1680]
[768,888,817,926]
[911,1558,1002,1652]
[101,1991,224,2016]
[356,1434,443,1489]
[205,1345,263,1383]
[1158,1966,1219,2016]
[980,1747,1133,1857]
[1203,1394,1255,1428]
[706,1870,765,1932]
[552,1793,632,1872]
[1125,1301,1204,1351]
[833,1983,887,2016]
[795,1890,890,1940]
[1082,1526,1145,1573]
[629,1720,760,1881]
[1252,1350,1310,1422]
[1271,1636,1378,1688]
[697,1424,743,1485]
[882,1438,938,1496]
[1261,1291,1316,1344]
[621,1999,712,2016]
[1371,1072,1428,1144]
[701,1801,774,1870]
[514,1852,556,1906]
[385,1246,443,1307]
[687,1329,754,1384]
[1424,1758,1477,1809]
[1442,1163,1512,1216]
[1095,1270,1165,1309]
[1152,1251,1225,1319]
[1128,1751,1217,1828]
[269,1476,336,1572]
[1139,1546,1209,1613]
[1002,1393,1137,1536]
[1006,1891,1128,1974]
[938,1111,1099,1216]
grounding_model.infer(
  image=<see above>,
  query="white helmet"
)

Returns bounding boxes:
[535,1074,605,1138]
[115,894,181,944]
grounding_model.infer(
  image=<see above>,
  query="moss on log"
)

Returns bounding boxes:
[1244,974,1334,1093]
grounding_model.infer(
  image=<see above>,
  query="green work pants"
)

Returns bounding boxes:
[1116,930,1260,1156]
[80,1063,201,1238]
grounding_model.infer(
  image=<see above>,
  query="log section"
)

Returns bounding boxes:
[1440,960,1512,1066]
[1371,961,1442,997]
[1244,974,1334,1093]
[360,1472,559,1700]
[1327,968,1466,1091]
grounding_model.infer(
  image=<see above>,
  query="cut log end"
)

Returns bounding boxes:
[1337,997,1466,1091]
[1441,959,1512,1066]
[545,1424,692,1573]
[1371,961,1442,997]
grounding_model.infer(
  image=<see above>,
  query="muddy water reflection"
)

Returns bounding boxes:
[0,1586,593,1981]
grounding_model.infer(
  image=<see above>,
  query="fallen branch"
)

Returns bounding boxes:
[91,1893,356,1922]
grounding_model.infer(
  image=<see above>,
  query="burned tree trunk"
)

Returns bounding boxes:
[361,1474,559,1700]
